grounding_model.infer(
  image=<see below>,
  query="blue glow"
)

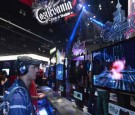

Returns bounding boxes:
[66,9,84,53]
[39,108,48,115]
[90,18,104,27]
[83,6,85,9]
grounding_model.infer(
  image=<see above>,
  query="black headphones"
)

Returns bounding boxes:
[14,56,32,75]
[18,62,28,75]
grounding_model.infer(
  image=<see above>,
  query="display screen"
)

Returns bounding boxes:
[92,38,135,94]
[85,60,92,72]
[2,68,10,75]
[56,64,63,80]
[45,67,49,78]
[50,66,54,72]
[48,65,55,79]
[73,91,83,101]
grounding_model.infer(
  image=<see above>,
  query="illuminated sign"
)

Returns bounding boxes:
[33,0,75,24]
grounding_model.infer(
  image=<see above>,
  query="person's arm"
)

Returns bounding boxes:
[31,93,45,100]
[31,95,39,100]
[1,80,5,85]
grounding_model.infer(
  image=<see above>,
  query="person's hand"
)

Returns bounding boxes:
[38,93,45,99]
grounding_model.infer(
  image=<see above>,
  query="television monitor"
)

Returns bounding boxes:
[2,68,10,76]
[92,38,135,95]
[45,67,49,78]
[56,64,63,80]
[73,91,83,101]
[50,66,54,72]
[85,60,92,72]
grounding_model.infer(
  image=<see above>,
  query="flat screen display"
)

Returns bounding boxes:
[2,69,10,75]
[92,38,135,95]
[73,91,83,101]
[56,64,63,80]
[48,65,55,79]
[85,60,92,72]
[45,67,49,78]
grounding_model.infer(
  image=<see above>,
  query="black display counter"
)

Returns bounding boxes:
[39,86,90,115]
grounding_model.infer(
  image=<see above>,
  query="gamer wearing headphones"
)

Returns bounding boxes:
[4,56,42,115]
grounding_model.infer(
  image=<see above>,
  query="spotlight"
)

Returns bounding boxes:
[78,4,83,8]
[83,6,85,9]
[111,1,113,4]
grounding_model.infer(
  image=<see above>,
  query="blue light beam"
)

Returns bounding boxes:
[90,18,104,27]
[66,9,84,54]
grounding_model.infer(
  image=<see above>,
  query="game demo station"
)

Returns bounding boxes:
[0,0,135,115]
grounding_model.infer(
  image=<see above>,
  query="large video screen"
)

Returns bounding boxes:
[56,64,63,80]
[92,38,135,94]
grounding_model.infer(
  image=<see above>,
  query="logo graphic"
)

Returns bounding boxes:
[33,0,76,24]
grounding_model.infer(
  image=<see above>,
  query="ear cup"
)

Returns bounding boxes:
[18,62,28,75]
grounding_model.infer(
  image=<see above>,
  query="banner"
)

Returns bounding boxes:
[33,0,77,24]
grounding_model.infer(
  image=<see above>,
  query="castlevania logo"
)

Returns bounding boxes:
[32,0,77,24]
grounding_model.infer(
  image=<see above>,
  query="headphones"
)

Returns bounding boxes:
[18,62,28,75]
[14,56,32,75]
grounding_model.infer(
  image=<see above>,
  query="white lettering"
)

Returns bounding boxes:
[35,1,73,24]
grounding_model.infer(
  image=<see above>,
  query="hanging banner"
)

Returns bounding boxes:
[33,0,77,24]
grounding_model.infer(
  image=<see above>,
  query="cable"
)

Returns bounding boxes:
[0,17,55,45]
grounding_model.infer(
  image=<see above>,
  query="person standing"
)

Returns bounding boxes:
[87,71,96,115]
[0,70,10,95]
[4,56,41,115]
[96,88,110,115]
[29,81,45,110]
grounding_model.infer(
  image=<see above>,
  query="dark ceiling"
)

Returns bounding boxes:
[0,0,128,57]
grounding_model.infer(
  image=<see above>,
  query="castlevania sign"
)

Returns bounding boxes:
[33,0,77,24]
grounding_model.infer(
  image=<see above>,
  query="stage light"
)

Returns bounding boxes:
[66,9,84,54]
[99,4,101,8]
[83,6,85,9]
[90,18,104,27]
[78,4,83,8]
[0,54,49,62]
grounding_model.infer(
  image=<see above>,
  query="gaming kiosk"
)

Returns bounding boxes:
[92,37,135,115]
